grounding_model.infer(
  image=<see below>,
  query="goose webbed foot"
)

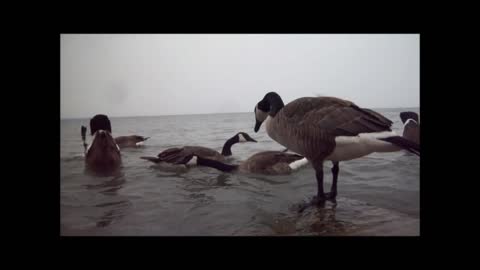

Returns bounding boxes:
[296,195,326,213]
[324,192,337,202]
[325,192,337,204]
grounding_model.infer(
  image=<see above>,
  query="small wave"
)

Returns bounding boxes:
[95,200,131,208]
[61,155,85,162]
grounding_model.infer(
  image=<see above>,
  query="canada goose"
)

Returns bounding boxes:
[83,114,122,173]
[194,151,310,175]
[253,92,420,208]
[140,132,257,166]
[115,135,150,149]
[400,111,420,146]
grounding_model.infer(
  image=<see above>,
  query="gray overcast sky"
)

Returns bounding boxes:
[61,34,419,119]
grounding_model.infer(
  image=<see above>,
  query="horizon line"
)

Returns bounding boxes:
[61,106,420,120]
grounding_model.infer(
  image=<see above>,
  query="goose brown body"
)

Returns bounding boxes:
[85,130,122,172]
[195,151,307,175]
[84,114,122,174]
[239,151,305,174]
[264,96,395,161]
[157,146,226,164]
[254,92,420,209]
[403,121,420,145]
[140,132,257,166]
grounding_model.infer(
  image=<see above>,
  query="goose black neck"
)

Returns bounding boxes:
[265,92,284,117]
[196,156,238,172]
[221,136,237,156]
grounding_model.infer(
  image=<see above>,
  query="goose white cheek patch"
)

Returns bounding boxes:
[238,134,247,142]
[255,105,268,122]
[404,119,418,127]
[86,131,120,153]
[187,156,198,165]
[85,133,97,154]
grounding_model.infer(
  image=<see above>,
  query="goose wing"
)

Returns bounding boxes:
[114,136,127,145]
[185,146,224,161]
[157,147,193,164]
[282,97,393,137]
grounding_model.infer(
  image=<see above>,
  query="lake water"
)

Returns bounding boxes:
[60,108,420,236]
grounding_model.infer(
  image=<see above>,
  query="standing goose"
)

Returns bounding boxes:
[83,114,122,173]
[115,135,150,149]
[253,92,420,207]
[140,132,257,166]
[193,151,309,175]
[400,111,420,146]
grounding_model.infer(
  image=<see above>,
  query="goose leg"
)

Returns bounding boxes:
[297,163,326,213]
[313,166,326,203]
[325,161,339,202]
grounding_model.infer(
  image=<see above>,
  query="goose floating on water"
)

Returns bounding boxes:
[194,150,309,175]
[115,135,150,149]
[83,114,122,174]
[140,132,257,168]
[253,92,420,210]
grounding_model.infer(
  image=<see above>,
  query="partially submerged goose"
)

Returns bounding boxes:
[115,135,150,149]
[83,114,122,173]
[400,111,420,146]
[254,92,420,207]
[140,132,257,167]
[195,151,309,175]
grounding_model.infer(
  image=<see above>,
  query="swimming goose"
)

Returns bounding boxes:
[253,92,420,207]
[400,111,420,146]
[140,132,257,166]
[194,151,309,175]
[83,114,122,173]
[115,135,150,148]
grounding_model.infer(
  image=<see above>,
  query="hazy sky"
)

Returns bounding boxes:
[61,34,419,119]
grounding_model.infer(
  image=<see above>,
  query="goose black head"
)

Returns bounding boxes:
[221,132,257,156]
[399,111,419,124]
[254,92,284,132]
[235,132,257,143]
[90,114,112,136]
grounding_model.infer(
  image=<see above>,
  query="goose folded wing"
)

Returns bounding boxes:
[295,104,393,137]
[331,106,393,136]
[157,147,191,164]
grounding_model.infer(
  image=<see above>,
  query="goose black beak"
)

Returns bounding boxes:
[254,120,262,132]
